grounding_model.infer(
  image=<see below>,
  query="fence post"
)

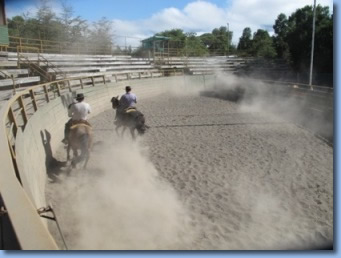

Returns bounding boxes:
[8,107,18,137]
[18,96,28,125]
[43,84,50,102]
[56,83,61,97]
[67,80,72,92]
[11,75,16,95]
[80,78,84,89]
[30,89,38,111]
[19,38,22,53]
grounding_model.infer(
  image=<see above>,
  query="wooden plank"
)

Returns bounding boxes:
[0,76,40,88]
[0,69,29,74]
[0,61,18,67]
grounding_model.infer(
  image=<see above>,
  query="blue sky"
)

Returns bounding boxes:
[5,0,334,47]
[6,0,232,21]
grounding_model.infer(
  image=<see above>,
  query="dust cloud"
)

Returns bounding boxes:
[49,135,195,250]
[196,72,333,143]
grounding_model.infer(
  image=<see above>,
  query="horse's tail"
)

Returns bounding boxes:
[135,112,147,134]
[79,133,90,159]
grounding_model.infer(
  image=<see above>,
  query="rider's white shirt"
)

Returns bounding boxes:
[68,101,91,120]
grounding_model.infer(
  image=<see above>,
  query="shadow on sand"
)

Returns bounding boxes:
[40,129,69,183]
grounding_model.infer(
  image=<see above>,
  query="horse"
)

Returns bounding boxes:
[110,96,148,139]
[67,123,93,169]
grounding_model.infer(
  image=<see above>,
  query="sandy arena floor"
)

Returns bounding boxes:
[46,88,333,250]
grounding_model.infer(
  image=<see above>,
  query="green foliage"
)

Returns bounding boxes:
[272,14,291,60]
[6,0,113,53]
[86,17,113,54]
[237,27,252,55]
[152,26,233,56]
[185,33,208,56]
[237,4,333,78]
[270,4,333,76]
[250,29,276,58]
[237,28,276,58]
[199,26,232,55]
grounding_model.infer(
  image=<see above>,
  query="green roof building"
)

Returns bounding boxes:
[141,35,170,52]
[0,0,9,47]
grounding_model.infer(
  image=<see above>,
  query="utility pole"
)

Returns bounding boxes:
[309,0,317,90]
[226,23,229,56]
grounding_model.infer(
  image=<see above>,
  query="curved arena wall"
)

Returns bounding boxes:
[0,75,208,249]
[0,73,332,249]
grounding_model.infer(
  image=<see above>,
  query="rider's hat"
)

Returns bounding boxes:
[125,86,132,92]
[76,93,84,100]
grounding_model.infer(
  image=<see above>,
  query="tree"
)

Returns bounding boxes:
[35,0,59,40]
[185,32,208,56]
[285,5,333,74]
[273,13,290,60]
[7,16,26,37]
[87,17,113,54]
[58,2,87,42]
[237,27,252,54]
[250,29,276,58]
[157,29,187,49]
[210,26,231,55]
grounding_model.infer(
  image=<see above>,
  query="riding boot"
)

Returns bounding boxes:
[62,119,72,144]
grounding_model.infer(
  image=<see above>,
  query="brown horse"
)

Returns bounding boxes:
[110,96,148,139]
[67,123,93,169]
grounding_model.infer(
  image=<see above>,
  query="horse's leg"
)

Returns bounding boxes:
[67,143,71,161]
[71,147,78,168]
[81,137,91,169]
[73,148,78,158]
[83,149,90,169]
[130,127,136,139]
[121,126,127,137]
[115,124,121,136]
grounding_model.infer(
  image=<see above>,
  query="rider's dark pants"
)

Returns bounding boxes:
[64,119,73,140]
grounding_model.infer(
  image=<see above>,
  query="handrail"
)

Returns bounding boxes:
[0,93,58,250]
[38,54,67,80]
[18,54,48,79]
[9,36,113,55]
[260,79,333,94]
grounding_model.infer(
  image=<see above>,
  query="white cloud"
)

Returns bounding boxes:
[6,0,333,48]
[112,0,333,47]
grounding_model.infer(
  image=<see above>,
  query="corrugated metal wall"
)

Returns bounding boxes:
[0,25,9,45]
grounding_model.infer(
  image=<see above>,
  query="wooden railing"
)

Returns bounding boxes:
[8,36,113,55]
[0,67,189,248]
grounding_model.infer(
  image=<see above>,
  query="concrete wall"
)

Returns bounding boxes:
[14,75,207,211]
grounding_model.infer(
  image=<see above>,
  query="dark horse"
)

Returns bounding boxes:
[110,96,148,139]
[67,123,93,169]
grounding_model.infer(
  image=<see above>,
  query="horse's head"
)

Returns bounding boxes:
[110,96,119,109]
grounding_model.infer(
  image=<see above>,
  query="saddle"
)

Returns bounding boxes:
[70,120,92,130]
[124,107,137,113]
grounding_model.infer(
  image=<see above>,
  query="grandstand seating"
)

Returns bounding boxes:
[158,56,250,75]
[0,51,251,93]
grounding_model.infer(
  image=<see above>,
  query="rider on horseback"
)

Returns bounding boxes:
[115,86,137,123]
[62,93,92,144]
